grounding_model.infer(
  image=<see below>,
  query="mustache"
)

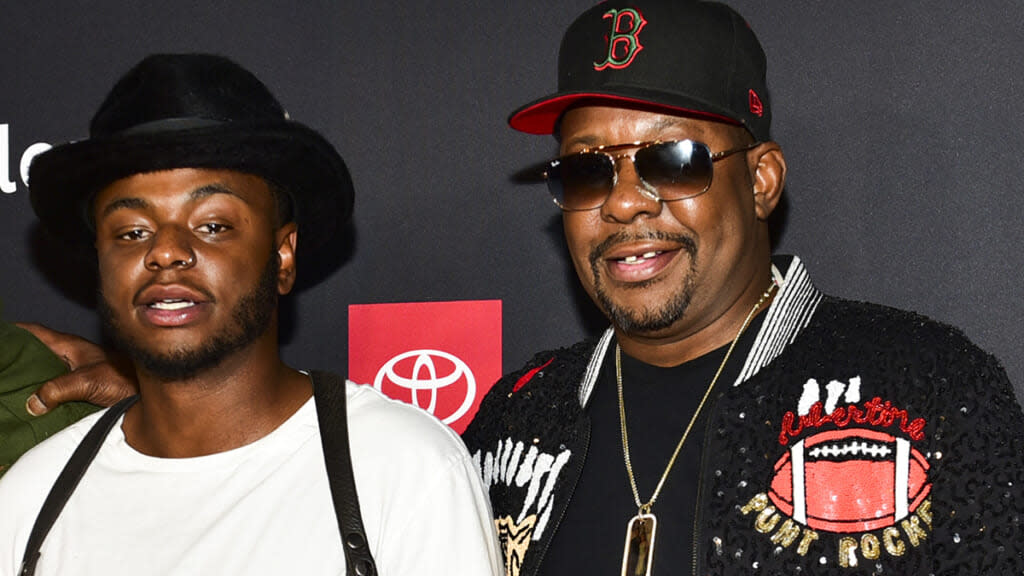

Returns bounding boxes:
[588,229,697,264]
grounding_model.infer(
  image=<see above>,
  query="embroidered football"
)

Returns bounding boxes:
[768,428,931,533]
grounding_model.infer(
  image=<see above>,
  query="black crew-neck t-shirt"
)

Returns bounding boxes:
[541,313,765,575]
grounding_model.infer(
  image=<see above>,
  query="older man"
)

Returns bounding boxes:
[0,53,501,576]
[462,2,1024,575]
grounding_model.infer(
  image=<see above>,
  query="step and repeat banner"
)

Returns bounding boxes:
[3,1,1022,425]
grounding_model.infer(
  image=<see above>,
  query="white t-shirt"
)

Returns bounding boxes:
[0,382,503,575]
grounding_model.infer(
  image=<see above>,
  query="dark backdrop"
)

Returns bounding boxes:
[3,2,1022,400]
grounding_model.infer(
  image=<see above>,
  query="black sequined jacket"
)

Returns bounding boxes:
[463,255,1024,576]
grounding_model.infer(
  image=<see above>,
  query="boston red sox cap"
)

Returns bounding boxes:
[509,0,771,142]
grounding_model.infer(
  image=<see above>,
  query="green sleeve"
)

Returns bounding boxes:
[0,321,101,476]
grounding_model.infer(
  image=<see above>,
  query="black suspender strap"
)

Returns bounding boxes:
[18,371,376,576]
[19,395,138,576]
[310,370,377,576]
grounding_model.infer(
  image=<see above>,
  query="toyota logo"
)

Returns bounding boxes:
[373,349,476,425]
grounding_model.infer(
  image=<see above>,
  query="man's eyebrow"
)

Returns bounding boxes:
[99,197,149,218]
[561,118,707,152]
[650,117,691,133]
[189,182,247,203]
[644,117,709,139]
[96,181,251,222]
[561,135,602,152]
[98,182,248,220]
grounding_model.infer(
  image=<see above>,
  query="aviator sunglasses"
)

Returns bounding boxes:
[544,139,760,211]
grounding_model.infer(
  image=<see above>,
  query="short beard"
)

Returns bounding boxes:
[588,230,698,334]
[100,252,280,381]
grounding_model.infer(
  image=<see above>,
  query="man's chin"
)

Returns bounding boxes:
[594,280,689,332]
[603,302,687,335]
[129,346,226,381]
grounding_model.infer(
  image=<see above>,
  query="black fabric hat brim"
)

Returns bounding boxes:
[509,88,745,136]
[28,121,353,258]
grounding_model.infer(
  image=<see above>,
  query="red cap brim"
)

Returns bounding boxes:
[509,92,742,135]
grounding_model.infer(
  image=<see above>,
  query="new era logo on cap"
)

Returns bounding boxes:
[749,89,764,117]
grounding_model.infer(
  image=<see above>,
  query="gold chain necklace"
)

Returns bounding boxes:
[617,281,777,576]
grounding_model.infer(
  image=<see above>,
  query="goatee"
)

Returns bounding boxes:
[588,230,698,334]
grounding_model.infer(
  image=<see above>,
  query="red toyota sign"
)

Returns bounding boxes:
[348,300,502,433]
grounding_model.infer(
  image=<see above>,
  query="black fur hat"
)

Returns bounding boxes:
[28,53,353,257]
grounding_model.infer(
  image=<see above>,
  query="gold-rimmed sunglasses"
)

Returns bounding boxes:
[544,139,760,211]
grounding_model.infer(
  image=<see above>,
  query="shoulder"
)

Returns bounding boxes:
[0,409,108,539]
[809,296,1000,367]
[344,381,470,469]
[488,338,598,401]
[816,296,974,341]
[463,337,598,449]
[2,409,106,485]
[795,296,1015,424]
[0,322,66,378]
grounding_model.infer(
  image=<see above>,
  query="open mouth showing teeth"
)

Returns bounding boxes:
[149,299,196,311]
[619,251,663,265]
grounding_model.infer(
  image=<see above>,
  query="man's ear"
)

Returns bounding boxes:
[275,222,298,295]
[751,142,786,221]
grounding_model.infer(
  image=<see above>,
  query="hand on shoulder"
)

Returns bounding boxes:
[15,323,136,415]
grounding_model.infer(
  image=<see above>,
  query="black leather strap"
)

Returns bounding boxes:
[19,395,138,576]
[310,370,377,576]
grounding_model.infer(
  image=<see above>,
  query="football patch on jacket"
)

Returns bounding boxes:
[740,376,934,569]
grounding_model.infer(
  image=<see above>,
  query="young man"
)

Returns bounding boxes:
[0,53,502,575]
[461,2,1024,575]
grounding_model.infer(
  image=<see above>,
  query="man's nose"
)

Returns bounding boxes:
[145,226,196,270]
[599,156,663,223]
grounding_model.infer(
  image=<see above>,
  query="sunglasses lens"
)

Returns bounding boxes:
[634,140,713,199]
[546,153,614,210]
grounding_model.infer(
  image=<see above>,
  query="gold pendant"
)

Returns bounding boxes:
[620,513,657,576]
